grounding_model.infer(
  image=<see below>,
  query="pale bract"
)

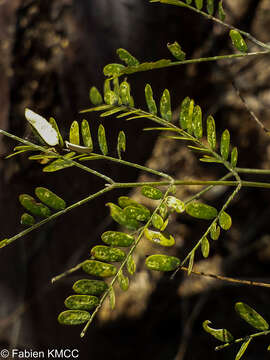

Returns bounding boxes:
[25,108,59,146]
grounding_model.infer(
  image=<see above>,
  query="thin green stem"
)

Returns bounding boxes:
[80,153,173,181]
[0,129,114,184]
[153,0,270,50]
[236,167,270,175]
[0,186,114,249]
[80,184,174,337]
[172,181,242,278]
[119,50,270,77]
[215,330,270,351]
[51,261,86,283]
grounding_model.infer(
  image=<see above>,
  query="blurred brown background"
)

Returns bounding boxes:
[1,0,270,359]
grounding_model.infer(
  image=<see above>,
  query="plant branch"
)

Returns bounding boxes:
[80,184,174,337]
[151,0,270,50]
[180,266,270,289]
[0,186,114,249]
[79,153,173,181]
[215,330,270,351]
[0,129,114,184]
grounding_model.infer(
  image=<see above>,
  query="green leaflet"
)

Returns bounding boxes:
[104,90,119,106]
[229,30,248,53]
[43,152,75,172]
[179,97,190,130]
[219,211,232,230]
[58,310,90,325]
[49,117,64,148]
[195,0,203,10]
[101,231,135,247]
[145,84,158,115]
[193,105,203,139]
[235,338,252,360]
[69,121,80,145]
[220,129,230,160]
[118,196,147,210]
[81,119,93,150]
[188,251,194,275]
[98,124,108,155]
[144,228,175,247]
[218,0,226,21]
[141,186,163,200]
[103,63,126,77]
[167,41,186,61]
[235,302,269,331]
[231,147,238,167]
[160,218,169,231]
[151,213,164,230]
[117,131,126,159]
[19,194,51,218]
[91,245,126,262]
[35,187,66,211]
[118,270,129,291]
[186,201,218,220]
[207,115,216,150]
[126,255,136,275]
[159,203,168,219]
[113,77,120,98]
[82,260,117,278]
[186,0,192,4]
[210,223,220,240]
[201,237,210,258]
[89,86,103,105]
[160,89,172,122]
[72,279,108,296]
[120,81,132,106]
[21,213,35,226]
[123,205,151,222]
[25,108,59,147]
[80,104,113,114]
[207,0,214,15]
[109,287,116,310]
[186,99,194,134]
[104,79,111,94]
[64,295,99,311]
[166,196,185,213]
[106,203,140,230]
[199,156,223,164]
[145,254,180,272]
[202,320,234,342]
[100,107,123,117]
[116,48,140,66]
